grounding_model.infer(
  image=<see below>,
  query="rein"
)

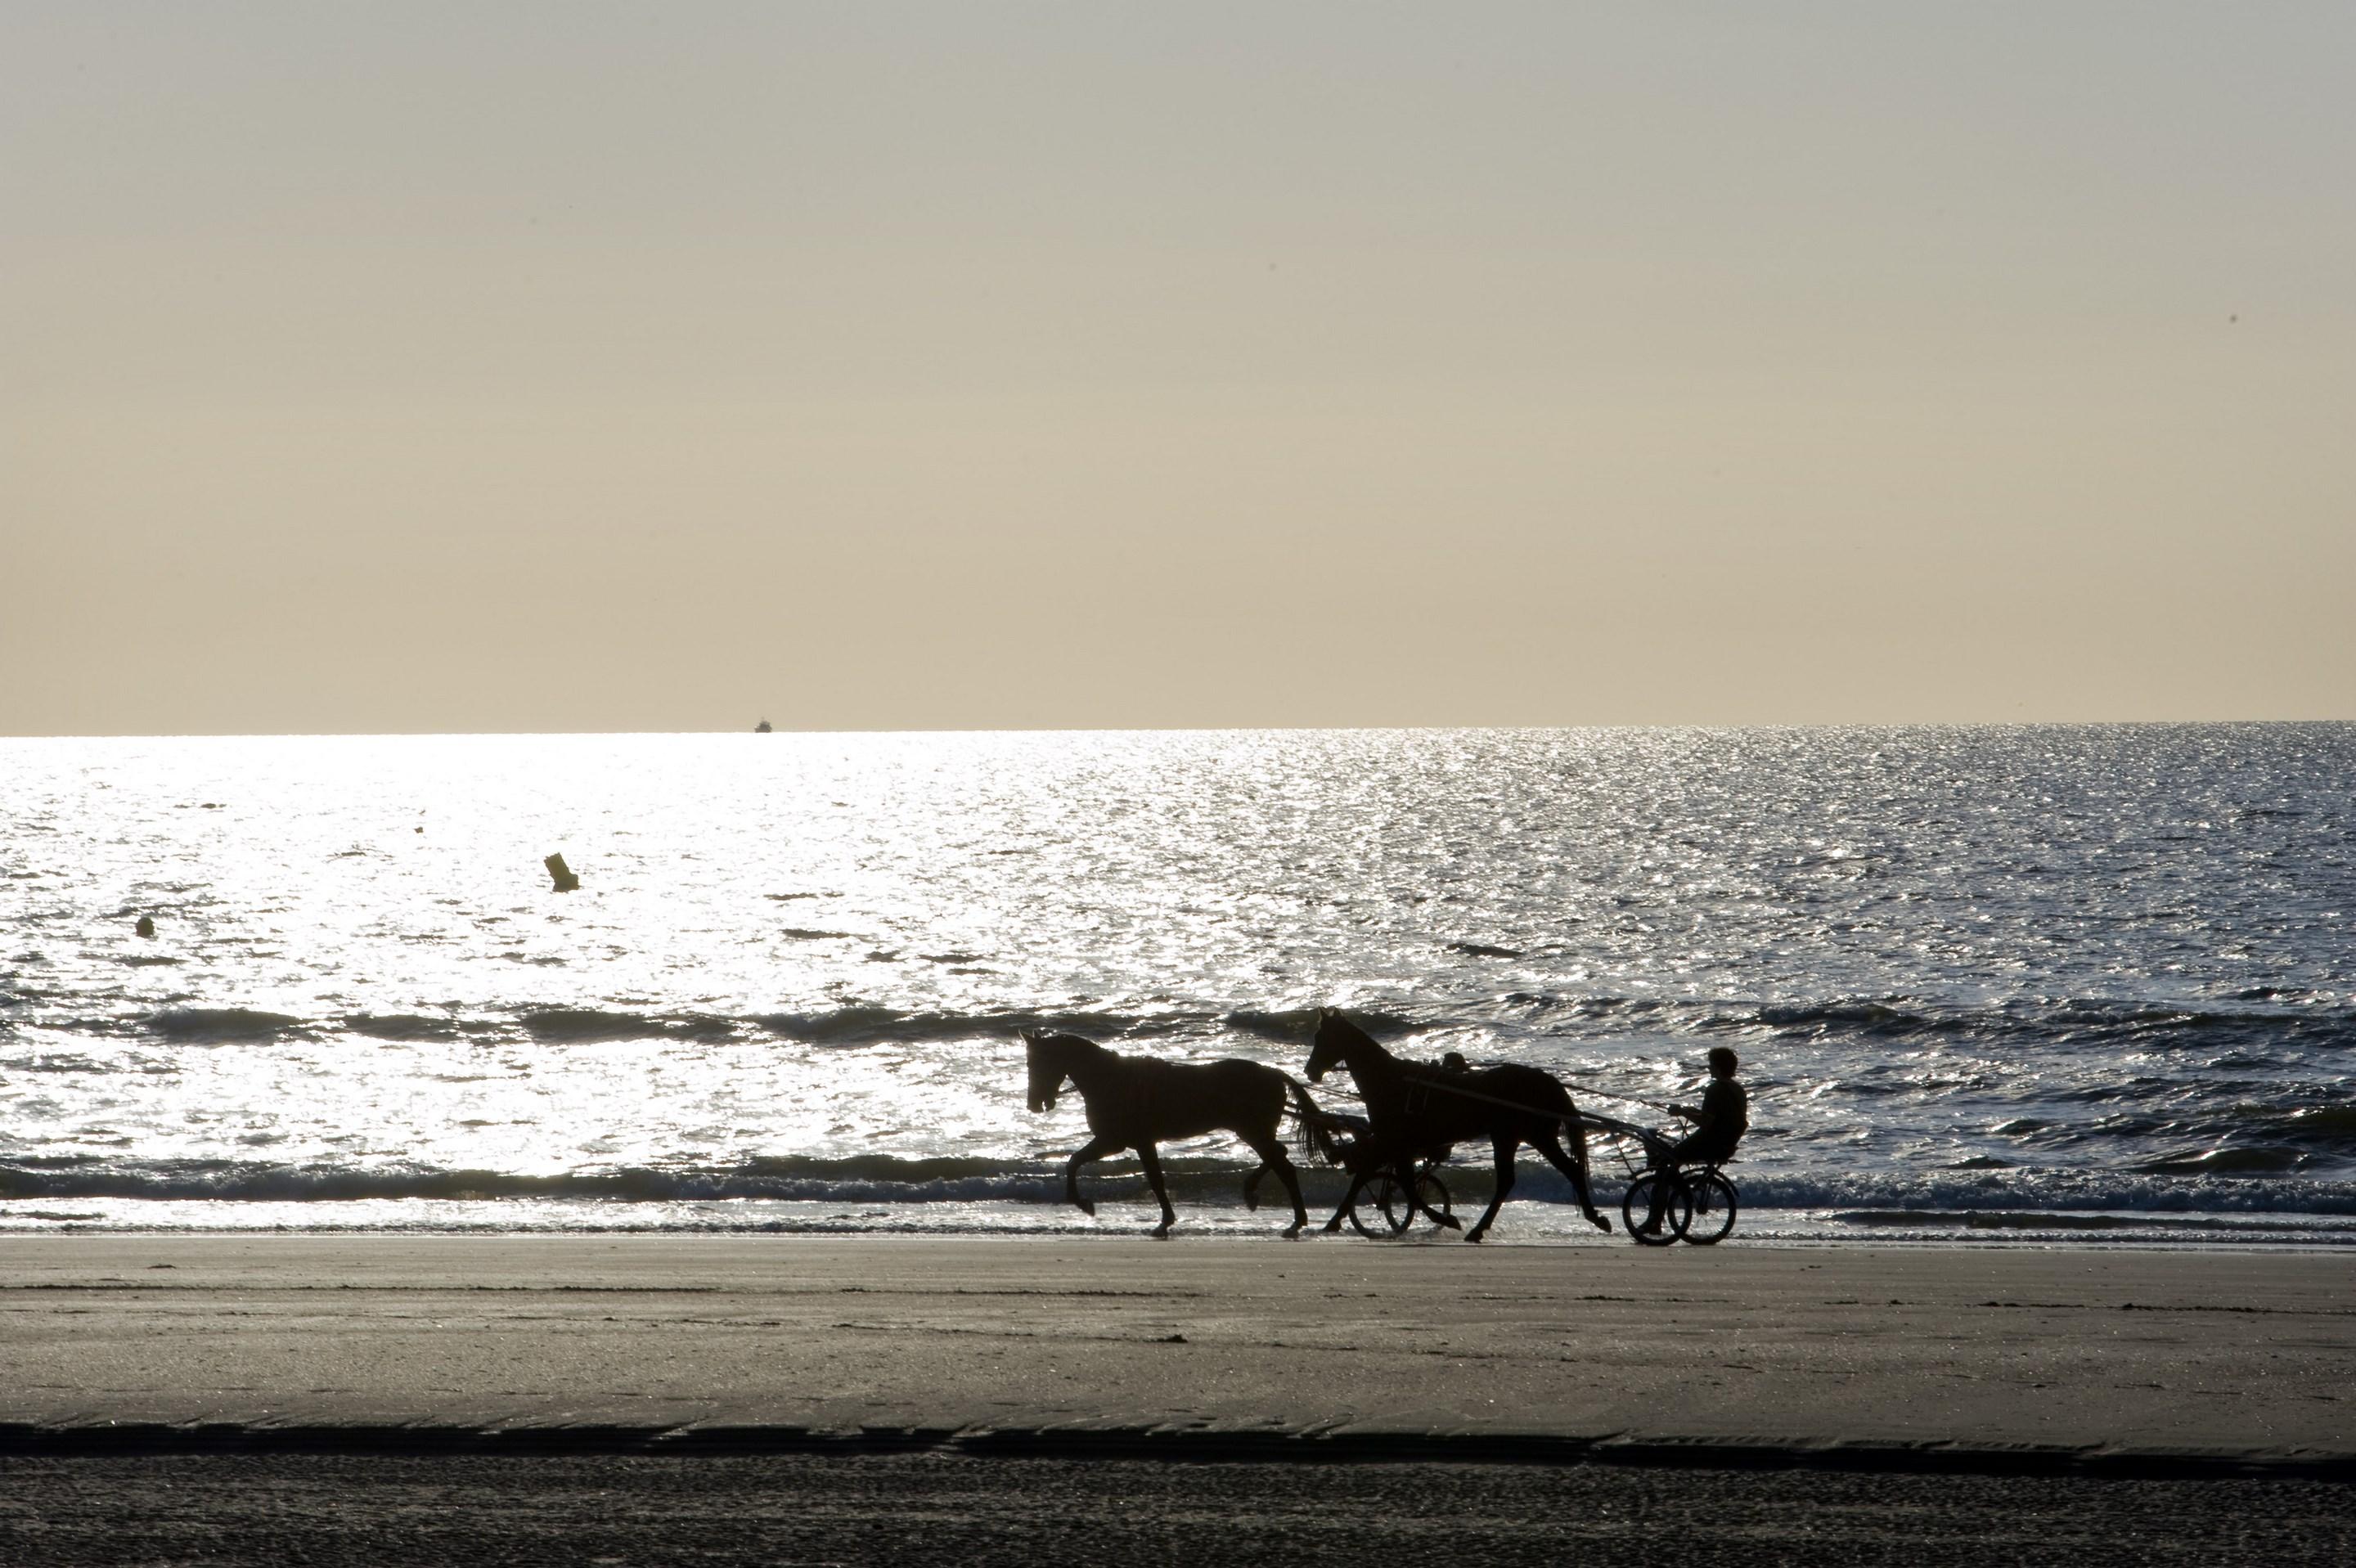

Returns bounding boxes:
[1394,1070,1573,1123]
[1549,1078,1676,1116]
[1392,1067,1679,1130]
[1325,1045,1590,1133]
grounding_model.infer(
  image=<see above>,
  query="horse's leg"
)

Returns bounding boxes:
[1465,1137,1519,1242]
[1135,1141,1178,1238]
[1321,1168,1362,1233]
[1063,1133,1122,1218]
[1404,1153,1460,1231]
[1533,1121,1614,1233]
[1241,1163,1266,1211]
[1241,1134,1307,1238]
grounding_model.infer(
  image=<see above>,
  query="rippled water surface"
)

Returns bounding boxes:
[4,726,2353,1242]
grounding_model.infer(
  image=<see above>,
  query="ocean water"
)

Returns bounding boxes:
[4,726,2353,1246]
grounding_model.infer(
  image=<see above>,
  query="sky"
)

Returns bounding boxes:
[6,2,2353,735]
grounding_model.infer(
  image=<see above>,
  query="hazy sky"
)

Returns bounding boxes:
[7,3,2353,734]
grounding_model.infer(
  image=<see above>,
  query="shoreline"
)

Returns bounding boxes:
[4,1234,2351,1476]
[7,1200,2355,1251]
[5,1226,2356,1253]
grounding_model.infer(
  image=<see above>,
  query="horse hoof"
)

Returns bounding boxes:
[1437,1215,1463,1231]
[1283,1224,1303,1239]
[1589,1211,1614,1233]
[1151,1227,1171,1241]
[1465,1229,1486,1244]
[1076,1200,1096,1218]
[1321,1219,1344,1234]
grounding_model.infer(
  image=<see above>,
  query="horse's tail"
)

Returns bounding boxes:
[1283,1074,1338,1166]
[1559,1088,1588,1150]
[1541,1072,1592,1165]
[1546,1076,1578,1122]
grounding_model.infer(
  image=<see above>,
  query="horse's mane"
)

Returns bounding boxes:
[1027,1029,1097,1047]
[1318,1009,1391,1057]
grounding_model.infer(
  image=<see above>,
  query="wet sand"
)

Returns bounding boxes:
[4,1235,2350,1471]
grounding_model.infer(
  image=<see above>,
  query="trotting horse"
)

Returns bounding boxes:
[1305,1009,1612,1241]
[1023,1030,1336,1238]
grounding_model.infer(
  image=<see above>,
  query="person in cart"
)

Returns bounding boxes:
[1636,1046,1748,1234]
[1670,1047,1747,1165]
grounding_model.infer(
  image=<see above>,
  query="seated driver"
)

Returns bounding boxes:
[1637,1047,1747,1234]
[1667,1046,1747,1170]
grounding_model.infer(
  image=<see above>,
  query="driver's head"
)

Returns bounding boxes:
[1706,1046,1738,1079]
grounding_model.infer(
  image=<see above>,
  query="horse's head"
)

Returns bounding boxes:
[1305,1007,1347,1084]
[1306,1008,1389,1084]
[1023,1029,1072,1113]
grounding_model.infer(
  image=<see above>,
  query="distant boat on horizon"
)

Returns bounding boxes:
[754,719,772,733]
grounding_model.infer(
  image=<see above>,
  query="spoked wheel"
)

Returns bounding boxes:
[1350,1170,1453,1239]
[1621,1170,1688,1246]
[1679,1170,1738,1245]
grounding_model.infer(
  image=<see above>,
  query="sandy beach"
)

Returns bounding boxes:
[4,1235,2350,1471]
[9,1236,2354,1562]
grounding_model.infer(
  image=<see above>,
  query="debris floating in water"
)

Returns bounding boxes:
[544,853,580,892]
[134,914,155,938]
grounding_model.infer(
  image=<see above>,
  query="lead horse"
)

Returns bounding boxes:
[1305,1009,1613,1241]
[1023,1030,1335,1238]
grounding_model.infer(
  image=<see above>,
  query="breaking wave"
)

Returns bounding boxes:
[11,995,2340,1062]
[142,1008,312,1041]
[1500,992,2356,1055]
[7,1153,2355,1220]
[520,1009,740,1043]
[0,1153,1274,1207]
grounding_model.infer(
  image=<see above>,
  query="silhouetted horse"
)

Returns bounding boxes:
[1023,1030,1336,1238]
[1305,1009,1612,1241]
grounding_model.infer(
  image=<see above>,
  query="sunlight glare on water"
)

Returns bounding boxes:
[3,726,2354,1241]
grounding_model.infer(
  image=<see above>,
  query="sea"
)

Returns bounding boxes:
[4,726,2353,1247]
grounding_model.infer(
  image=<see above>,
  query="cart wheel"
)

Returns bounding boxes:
[1621,1170,1688,1247]
[1406,1171,1451,1230]
[1350,1171,1454,1238]
[1679,1170,1738,1245]
[1348,1176,1406,1238]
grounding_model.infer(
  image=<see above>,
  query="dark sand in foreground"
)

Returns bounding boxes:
[6,1451,2351,1567]
[4,1235,2349,1468]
